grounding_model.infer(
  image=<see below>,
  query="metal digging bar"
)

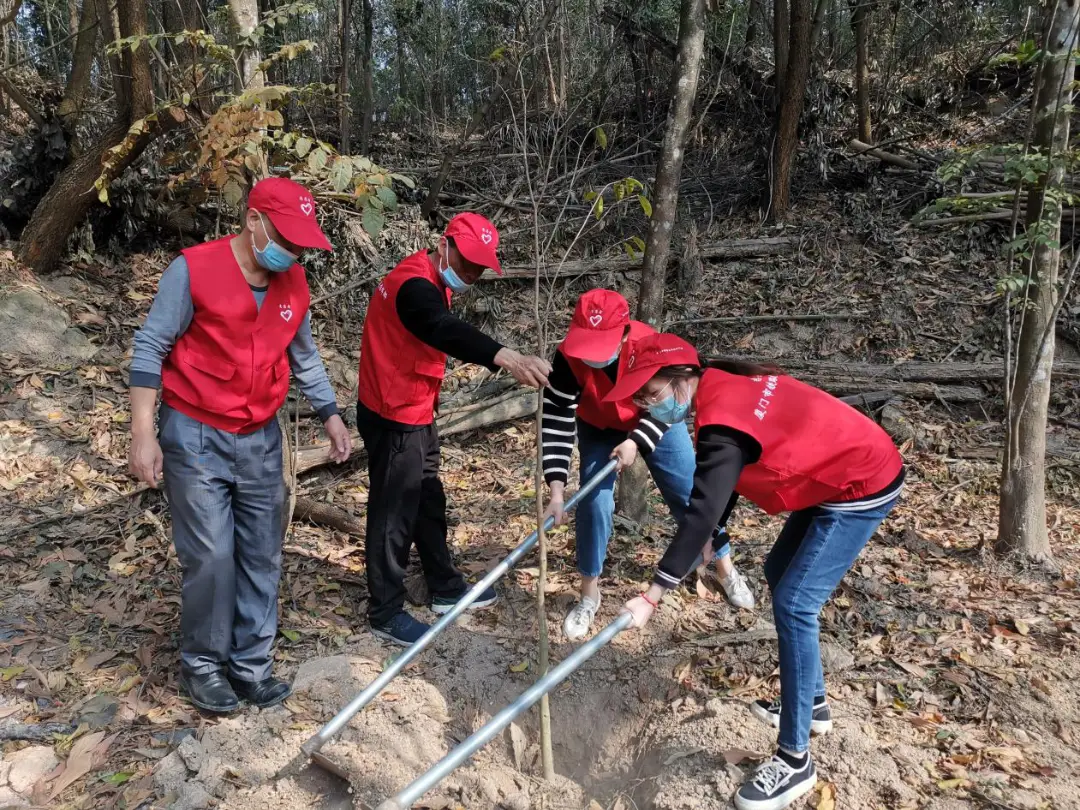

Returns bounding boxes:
[374,611,635,810]
[300,458,620,763]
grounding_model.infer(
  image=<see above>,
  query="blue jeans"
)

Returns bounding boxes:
[575,421,731,578]
[764,497,898,751]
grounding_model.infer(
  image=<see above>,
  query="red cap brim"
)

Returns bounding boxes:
[603,364,659,403]
[267,211,334,251]
[456,238,502,275]
[561,326,624,362]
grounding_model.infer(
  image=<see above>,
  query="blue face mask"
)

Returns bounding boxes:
[252,215,298,273]
[648,394,690,425]
[582,347,621,369]
[438,253,472,294]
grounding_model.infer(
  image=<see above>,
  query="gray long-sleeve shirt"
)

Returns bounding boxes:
[130,256,339,422]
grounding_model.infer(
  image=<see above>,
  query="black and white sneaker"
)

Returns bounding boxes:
[750,696,833,735]
[734,752,817,810]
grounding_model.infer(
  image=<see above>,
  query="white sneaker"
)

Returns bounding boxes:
[563,595,600,641]
[719,568,756,610]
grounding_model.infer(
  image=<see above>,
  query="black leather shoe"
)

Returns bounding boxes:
[228,675,292,708]
[180,671,239,714]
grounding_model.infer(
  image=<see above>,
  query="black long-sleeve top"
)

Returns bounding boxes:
[653,426,761,588]
[356,274,503,431]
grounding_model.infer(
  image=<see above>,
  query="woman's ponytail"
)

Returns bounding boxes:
[703,357,783,377]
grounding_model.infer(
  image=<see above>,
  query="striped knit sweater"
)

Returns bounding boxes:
[541,349,669,484]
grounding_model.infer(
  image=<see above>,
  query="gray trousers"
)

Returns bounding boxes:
[159,404,285,681]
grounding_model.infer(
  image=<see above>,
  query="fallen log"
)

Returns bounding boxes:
[294,390,538,475]
[824,382,984,402]
[481,237,798,281]
[743,359,1080,383]
[849,139,922,170]
[293,496,365,534]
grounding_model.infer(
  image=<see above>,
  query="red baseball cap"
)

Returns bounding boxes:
[445,212,502,275]
[562,289,632,362]
[604,333,700,402]
[248,177,333,251]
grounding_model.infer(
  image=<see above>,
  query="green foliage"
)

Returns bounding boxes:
[159,84,403,237]
[987,38,1041,69]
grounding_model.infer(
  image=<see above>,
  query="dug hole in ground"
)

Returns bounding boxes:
[151,502,1080,810]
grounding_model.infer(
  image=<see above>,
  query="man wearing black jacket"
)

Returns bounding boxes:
[356,213,551,645]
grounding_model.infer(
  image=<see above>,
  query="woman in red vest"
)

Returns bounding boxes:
[605,333,904,810]
[540,289,754,642]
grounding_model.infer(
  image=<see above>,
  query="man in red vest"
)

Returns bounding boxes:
[357,212,551,645]
[127,177,352,713]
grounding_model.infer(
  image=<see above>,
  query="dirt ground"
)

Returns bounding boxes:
[0,200,1079,810]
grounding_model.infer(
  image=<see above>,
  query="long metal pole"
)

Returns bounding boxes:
[301,458,620,757]
[375,611,635,810]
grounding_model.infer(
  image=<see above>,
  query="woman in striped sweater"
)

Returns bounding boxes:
[541,290,754,641]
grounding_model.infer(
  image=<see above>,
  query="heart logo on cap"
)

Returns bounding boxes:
[481,228,493,245]
[280,304,293,322]
[300,202,313,216]
[589,314,603,327]
[627,354,636,369]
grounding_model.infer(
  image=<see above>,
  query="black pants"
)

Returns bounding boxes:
[358,418,466,625]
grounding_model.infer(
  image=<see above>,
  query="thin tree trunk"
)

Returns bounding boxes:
[419,0,561,220]
[228,0,263,91]
[810,0,830,51]
[851,0,872,142]
[359,0,374,152]
[44,0,62,79]
[338,0,352,153]
[773,0,789,100]
[57,0,100,150]
[162,0,201,95]
[770,0,812,219]
[395,7,407,103]
[94,0,125,109]
[746,0,764,48]
[998,0,1080,561]
[619,0,707,524]
[556,5,567,113]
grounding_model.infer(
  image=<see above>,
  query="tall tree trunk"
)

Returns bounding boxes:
[338,0,352,153]
[618,0,707,524]
[746,0,764,48]
[228,0,263,91]
[57,0,101,150]
[850,0,872,142]
[773,0,789,100]
[770,0,812,219]
[359,0,374,152]
[997,0,1080,562]
[117,0,154,117]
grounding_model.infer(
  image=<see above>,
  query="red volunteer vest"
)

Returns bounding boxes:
[160,237,310,434]
[358,251,451,425]
[694,369,902,514]
[562,320,655,431]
